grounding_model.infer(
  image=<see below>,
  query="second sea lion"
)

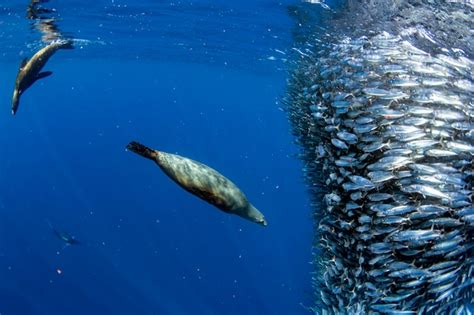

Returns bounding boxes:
[47,220,80,246]
[12,39,73,115]
[126,141,267,226]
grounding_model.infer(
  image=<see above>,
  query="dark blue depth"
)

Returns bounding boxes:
[0,1,312,314]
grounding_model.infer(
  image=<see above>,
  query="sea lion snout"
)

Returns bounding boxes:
[12,90,20,115]
[244,204,267,227]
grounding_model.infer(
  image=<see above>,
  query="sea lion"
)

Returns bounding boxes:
[12,39,73,115]
[126,141,267,226]
[53,229,80,246]
[47,220,80,246]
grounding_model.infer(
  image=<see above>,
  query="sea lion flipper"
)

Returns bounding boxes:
[127,141,158,160]
[36,71,52,81]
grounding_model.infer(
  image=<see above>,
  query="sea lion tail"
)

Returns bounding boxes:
[126,141,157,160]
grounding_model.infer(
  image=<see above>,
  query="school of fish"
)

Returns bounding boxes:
[286,1,473,313]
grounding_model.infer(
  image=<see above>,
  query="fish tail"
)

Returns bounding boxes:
[126,141,157,160]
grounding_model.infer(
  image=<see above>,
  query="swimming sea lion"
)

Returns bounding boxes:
[53,229,80,246]
[12,39,73,115]
[126,141,267,226]
[47,220,80,246]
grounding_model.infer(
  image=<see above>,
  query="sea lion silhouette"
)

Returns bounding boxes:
[12,39,73,115]
[126,141,267,226]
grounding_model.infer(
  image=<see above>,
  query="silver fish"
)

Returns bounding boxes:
[406,140,438,150]
[382,205,417,217]
[337,131,358,144]
[426,149,457,157]
[331,138,349,150]
[388,267,429,278]
[368,156,412,171]
[390,229,442,242]
[368,171,396,183]
[401,184,451,200]
[368,193,393,202]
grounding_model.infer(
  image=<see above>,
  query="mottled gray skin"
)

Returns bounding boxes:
[127,141,267,226]
[12,39,72,115]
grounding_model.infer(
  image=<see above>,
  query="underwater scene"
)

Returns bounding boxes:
[0,0,473,314]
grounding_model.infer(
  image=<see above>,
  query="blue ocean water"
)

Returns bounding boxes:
[0,1,313,314]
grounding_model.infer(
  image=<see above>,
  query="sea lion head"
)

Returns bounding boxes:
[239,203,267,227]
[12,89,20,115]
